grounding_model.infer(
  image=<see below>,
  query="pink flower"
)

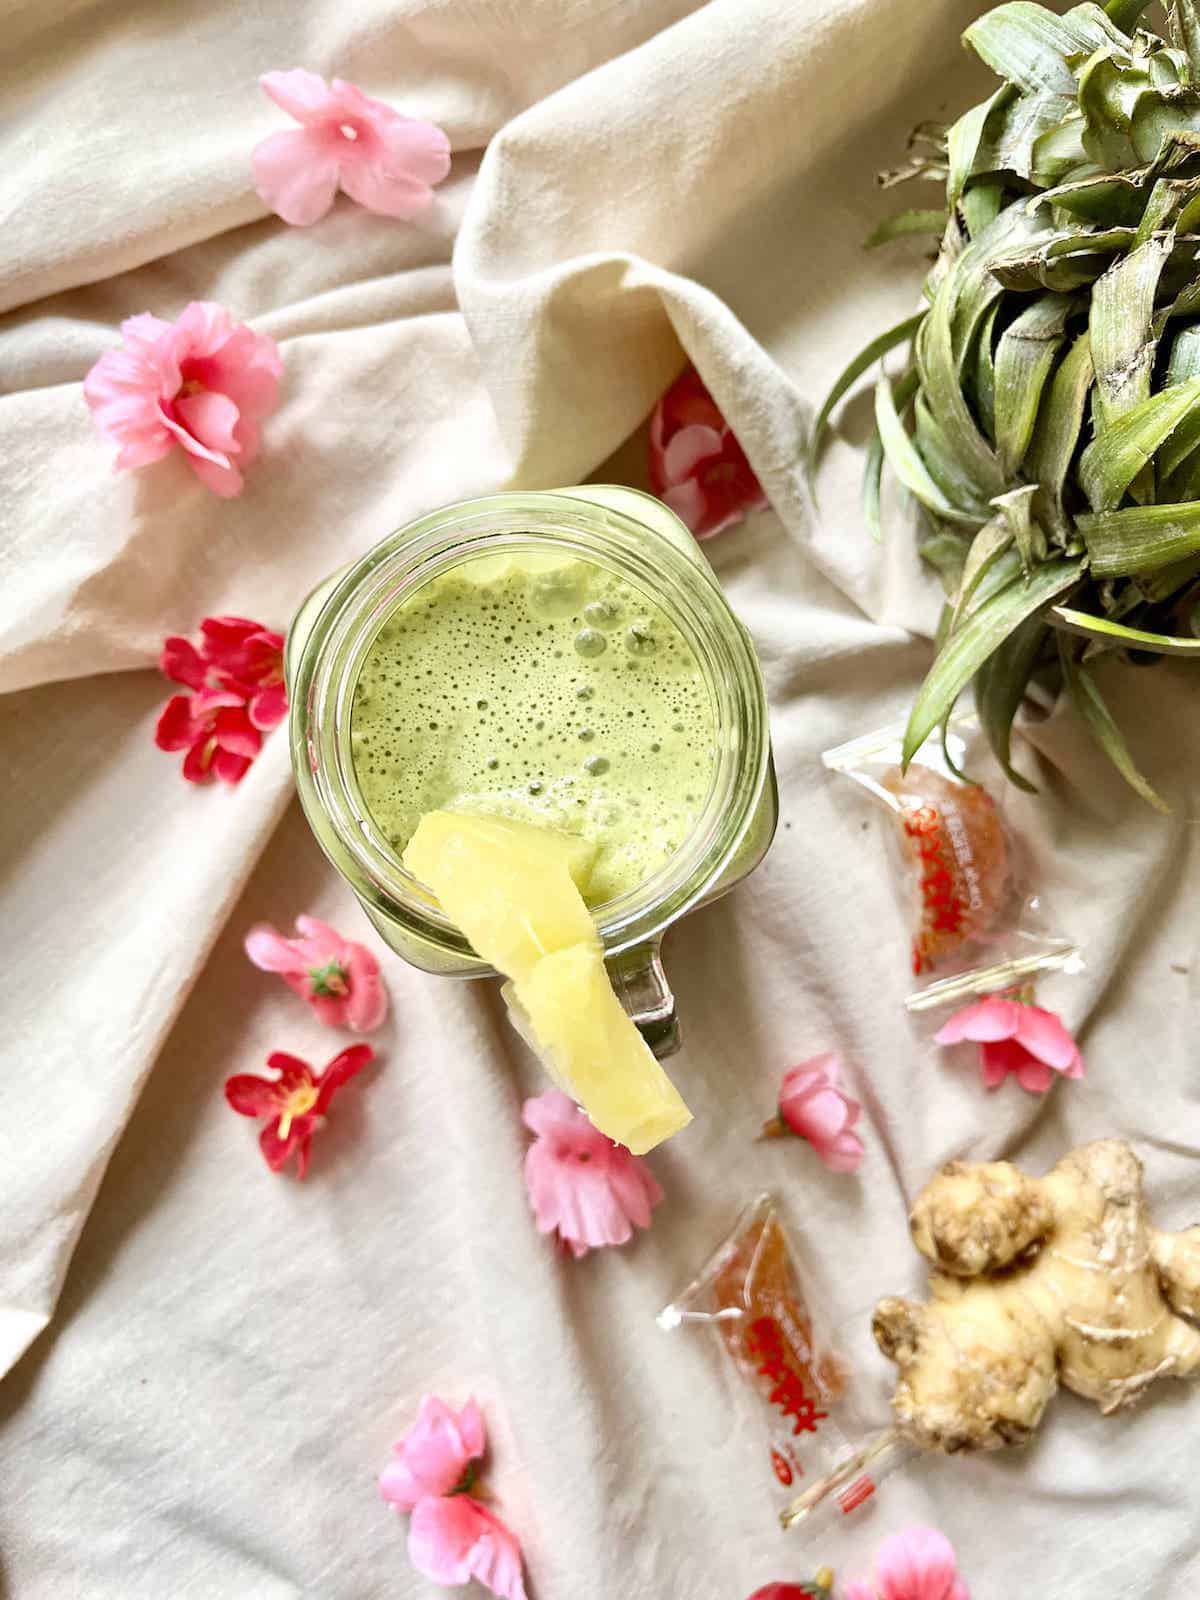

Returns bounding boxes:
[649,365,768,540]
[224,1044,373,1176]
[522,1089,663,1259]
[762,1053,864,1174]
[254,70,451,227]
[408,1496,527,1600]
[83,302,281,497]
[380,1396,528,1600]
[380,1397,486,1511]
[244,915,388,1032]
[935,994,1084,1095]
[845,1526,969,1600]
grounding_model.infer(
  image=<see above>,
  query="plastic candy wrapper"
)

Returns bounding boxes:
[822,716,1080,1012]
[658,1195,909,1534]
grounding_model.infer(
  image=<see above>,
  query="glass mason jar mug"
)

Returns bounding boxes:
[286,486,777,1056]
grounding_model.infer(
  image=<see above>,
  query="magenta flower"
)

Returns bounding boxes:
[244,915,388,1033]
[224,1044,374,1177]
[935,995,1084,1095]
[161,614,288,732]
[649,365,767,540]
[844,1526,969,1600]
[380,1396,528,1600]
[83,302,281,497]
[155,614,286,785]
[761,1052,864,1174]
[408,1496,527,1600]
[253,70,451,226]
[156,686,263,785]
[522,1089,663,1259]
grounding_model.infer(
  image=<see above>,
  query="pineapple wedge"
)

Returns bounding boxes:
[507,945,691,1154]
[404,811,599,983]
[402,810,691,1152]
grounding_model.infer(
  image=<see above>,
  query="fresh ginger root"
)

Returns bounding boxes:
[873,1140,1200,1452]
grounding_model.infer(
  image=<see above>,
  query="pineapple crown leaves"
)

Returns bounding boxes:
[814,0,1200,806]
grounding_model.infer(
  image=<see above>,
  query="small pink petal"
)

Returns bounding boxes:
[1012,1004,1081,1072]
[224,1074,285,1118]
[244,923,308,976]
[407,1496,527,1600]
[155,694,203,752]
[661,422,725,483]
[186,450,245,498]
[1014,1059,1055,1095]
[374,110,453,186]
[248,680,289,730]
[979,1037,1033,1087]
[339,159,440,220]
[211,747,253,784]
[213,708,262,760]
[934,996,1021,1046]
[1061,1048,1086,1080]
[174,389,243,458]
[160,636,208,691]
[873,1525,965,1600]
[259,68,340,125]
[343,947,389,1033]
[661,479,708,536]
[782,1085,852,1144]
[291,915,346,961]
[823,1130,865,1174]
[253,128,341,226]
[157,403,230,467]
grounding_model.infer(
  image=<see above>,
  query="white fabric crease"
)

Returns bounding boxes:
[2,0,1199,1595]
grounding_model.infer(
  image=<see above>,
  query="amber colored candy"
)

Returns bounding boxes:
[881,764,1011,975]
[710,1204,843,1433]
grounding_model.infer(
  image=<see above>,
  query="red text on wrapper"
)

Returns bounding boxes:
[746,1316,829,1437]
[903,803,969,974]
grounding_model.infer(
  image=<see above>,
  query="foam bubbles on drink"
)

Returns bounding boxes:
[350,551,717,904]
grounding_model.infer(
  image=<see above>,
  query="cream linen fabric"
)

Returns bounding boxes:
[2,0,1199,1595]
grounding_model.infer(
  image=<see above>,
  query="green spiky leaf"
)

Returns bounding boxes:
[903,559,1085,763]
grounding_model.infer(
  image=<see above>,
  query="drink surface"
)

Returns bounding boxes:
[351,550,717,905]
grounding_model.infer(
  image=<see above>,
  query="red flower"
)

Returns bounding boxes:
[746,1576,834,1600]
[224,1044,373,1176]
[155,613,286,784]
[649,366,767,540]
[156,687,262,784]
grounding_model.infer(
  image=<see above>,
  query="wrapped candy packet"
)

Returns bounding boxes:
[658,1195,907,1532]
[821,717,1079,1011]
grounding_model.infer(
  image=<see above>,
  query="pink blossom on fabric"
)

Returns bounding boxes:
[83,303,281,497]
[379,1397,486,1512]
[155,614,285,784]
[775,1052,864,1173]
[244,915,388,1032]
[379,1395,528,1600]
[649,365,768,540]
[846,1526,969,1600]
[522,1089,663,1259]
[935,995,1084,1095]
[254,69,451,226]
[407,1495,528,1600]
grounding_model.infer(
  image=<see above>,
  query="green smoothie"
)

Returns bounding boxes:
[350,551,717,905]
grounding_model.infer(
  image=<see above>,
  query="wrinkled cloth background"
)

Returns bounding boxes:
[2,1,1199,1595]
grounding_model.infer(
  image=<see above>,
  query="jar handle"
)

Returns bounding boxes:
[606,939,680,1059]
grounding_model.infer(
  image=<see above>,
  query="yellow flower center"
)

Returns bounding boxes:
[179,377,205,397]
[277,1083,319,1139]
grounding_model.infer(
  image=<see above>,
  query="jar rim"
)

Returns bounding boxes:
[289,489,771,967]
